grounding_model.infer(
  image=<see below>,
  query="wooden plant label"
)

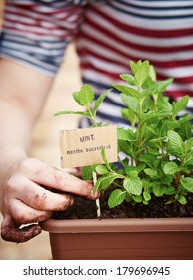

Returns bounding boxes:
[59,125,117,168]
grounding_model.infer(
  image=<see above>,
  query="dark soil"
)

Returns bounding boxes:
[53,192,193,220]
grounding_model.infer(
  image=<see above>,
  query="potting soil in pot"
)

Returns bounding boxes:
[53,192,193,220]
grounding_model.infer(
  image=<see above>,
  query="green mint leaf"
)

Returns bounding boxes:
[95,164,109,175]
[108,189,127,208]
[172,96,189,116]
[130,60,137,75]
[144,168,158,179]
[54,110,90,118]
[82,166,93,180]
[149,65,156,81]
[117,127,134,141]
[176,195,187,205]
[141,111,172,122]
[163,162,178,175]
[124,87,141,100]
[143,191,151,201]
[178,114,193,125]
[92,89,111,116]
[93,174,121,192]
[120,73,135,85]
[181,177,193,192]
[152,184,166,197]
[79,84,94,106]
[134,60,150,87]
[146,78,173,95]
[164,186,176,195]
[133,195,143,203]
[121,108,139,125]
[127,170,138,179]
[136,162,146,173]
[184,151,193,167]
[121,94,139,112]
[158,101,173,114]
[113,84,140,100]
[139,154,158,168]
[72,91,81,104]
[167,130,184,158]
[123,177,142,195]
[165,120,180,130]
[181,131,193,148]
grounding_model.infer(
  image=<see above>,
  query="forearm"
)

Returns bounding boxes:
[0,98,32,169]
[0,99,31,206]
[0,59,54,212]
[0,96,32,154]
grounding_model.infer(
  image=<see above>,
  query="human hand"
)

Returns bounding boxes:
[0,158,98,243]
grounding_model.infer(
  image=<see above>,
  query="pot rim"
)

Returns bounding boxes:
[40,217,193,233]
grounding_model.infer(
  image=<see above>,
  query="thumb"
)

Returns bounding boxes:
[1,215,42,243]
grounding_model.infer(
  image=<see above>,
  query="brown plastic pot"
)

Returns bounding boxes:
[41,217,193,260]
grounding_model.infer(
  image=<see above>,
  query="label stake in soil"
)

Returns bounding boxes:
[92,171,101,217]
[59,126,117,217]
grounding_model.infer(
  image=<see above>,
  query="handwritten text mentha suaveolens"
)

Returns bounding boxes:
[66,144,111,155]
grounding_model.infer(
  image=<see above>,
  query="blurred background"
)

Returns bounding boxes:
[0,0,83,259]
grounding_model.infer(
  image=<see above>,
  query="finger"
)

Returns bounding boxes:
[9,198,53,225]
[1,215,42,243]
[23,158,99,199]
[8,175,74,211]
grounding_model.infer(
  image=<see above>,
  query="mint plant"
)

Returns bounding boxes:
[56,60,193,209]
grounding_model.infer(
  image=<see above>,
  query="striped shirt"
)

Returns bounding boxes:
[0,0,193,127]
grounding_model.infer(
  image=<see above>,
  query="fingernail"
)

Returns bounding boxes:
[70,197,74,206]
[87,189,100,200]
